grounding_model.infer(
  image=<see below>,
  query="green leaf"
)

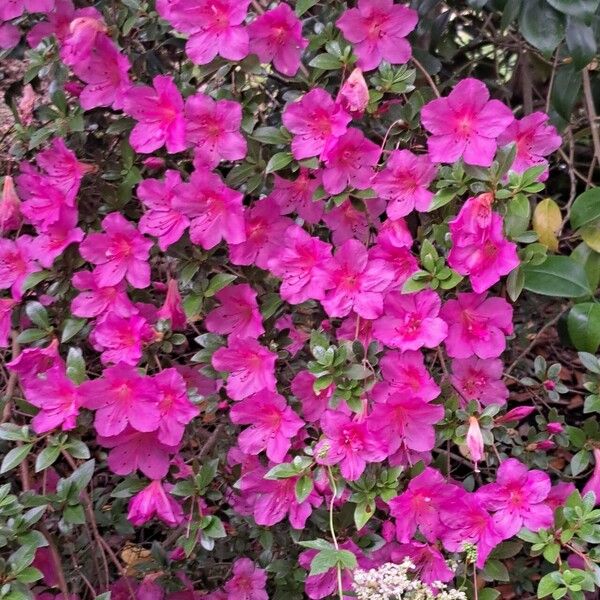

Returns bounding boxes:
[309,549,342,575]
[427,188,456,211]
[295,0,319,16]
[201,516,226,538]
[546,0,599,18]
[482,559,510,582]
[25,302,49,329]
[565,17,597,70]
[500,0,522,29]
[571,449,590,476]
[35,445,61,472]
[66,347,87,384]
[522,256,592,297]
[354,501,374,530]
[260,292,283,320]
[543,542,561,564]
[568,303,600,352]
[265,152,293,174]
[571,188,600,230]
[551,63,582,122]
[251,126,290,145]
[584,394,600,413]
[308,54,343,70]
[538,572,561,597]
[22,270,53,292]
[204,273,237,297]
[264,463,300,479]
[1,444,33,474]
[295,475,313,504]
[519,0,565,54]
[68,459,95,492]
[61,317,86,343]
[17,329,49,344]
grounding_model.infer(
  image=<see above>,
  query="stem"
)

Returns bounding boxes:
[326,466,344,600]
[1,332,20,423]
[473,564,479,600]
[411,56,441,98]
[582,67,600,167]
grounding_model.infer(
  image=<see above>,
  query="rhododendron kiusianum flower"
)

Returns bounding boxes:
[497,111,561,177]
[336,0,418,72]
[24,365,82,433]
[321,128,380,194]
[60,13,108,66]
[373,289,448,351]
[124,75,187,154]
[127,480,184,527]
[79,212,152,289]
[7,339,63,389]
[450,357,508,407]
[230,391,304,462]
[369,228,419,288]
[205,284,264,340]
[389,467,455,543]
[212,337,277,401]
[157,278,187,330]
[0,299,15,348]
[185,93,247,169]
[291,370,335,423]
[137,170,189,251]
[30,209,84,268]
[173,169,246,250]
[275,315,309,356]
[547,482,576,511]
[322,239,393,319]
[421,78,514,167]
[323,197,386,246]
[299,543,356,600]
[267,224,334,304]
[71,270,135,318]
[337,67,369,118]
[315,410,386,481]
[81,363,160,436]
[0,23,20,50]
[282,88,351,160]
[0,0,53,21]
[0,236,40,300]
[467,416,484,470]
[583,449,600,504]
[374,149,437,217]
[392,542,454,586]
[157,0,250,65]
[248,3,308,77]
[224,558,268,600]
[0,176,22,234]
[477,458,553,537]
[271,170,324,224]
[441,292,513,359]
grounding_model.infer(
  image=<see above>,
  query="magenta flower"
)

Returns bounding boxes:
[314,410,386,481]
[71,270,135,318]
[248,3,308,77]
[337,311,380,349]
[60,14,108,66]
[81,363,160,437]
[24,365,81,433]
[337,67,369,118]
[374,150,436,217]
[154,368,199,445]
[0,0,53,20]
[184,94,247,169]
[477,458,553,537]
[275,315,309,356]
[0,235,40,301]
[322,197,386,246]
[377,216,414,248]
[373,290,448,351]
[547,482,576,511]
[467,416,484,470]
[7,339,63,390]
[30,209,84,268]
[441,292,513,359]
[322,239,394,319]
[291,370,335,423]
[124,75,187,154]
[393,543,454,586]
[0,23,20,50]
[127,480,184,527]
[157,278,187,330]
[336,0,417,71]
[212,337,277,401]
[230,391,304,462]
[205,284,264,340]
[282,88,351,160]
[321,128,380,194]
[369,236,418,289]
[271,170,324,224]
[583,449,600,504]
[0,176,22,235]
[173,169,246,250]
[267,224,334,304]
[421,78,514,167]
[0,298,15,348]
[137,170,189,251]
[451,357,508,407]
[158,0,251,65]
[224,558,267,600]
[79,212,152,289]
[299,543,355,599]
[497,111,561,177]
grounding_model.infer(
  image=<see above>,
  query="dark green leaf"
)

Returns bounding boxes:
[551,63,582,122]
[546,0,599,18]
[204,273,237,297]
[25,302,49,329]
[296,0,319,17]
[500,0,522,29]
[308,54,343,70]
[35,445,61,472]
[568,303,600,352]
[522,256,592,297]
[61,317,86,343]
[571,188,600,229]
[566,17,597,70]
[520,0,565,54]
[265,152,293,174]
[1,444,33,474]
[295,475,313,504]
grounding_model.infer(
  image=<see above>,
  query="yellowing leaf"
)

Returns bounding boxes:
[581,222,600,252]
[533,198,561,252]
[121,543,151,575]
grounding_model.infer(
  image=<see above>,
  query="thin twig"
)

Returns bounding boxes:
[411,57,441,98]
[1,332,20,423]
[583,67,600,166]
[326,467,344,600]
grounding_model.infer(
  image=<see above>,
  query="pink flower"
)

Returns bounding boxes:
[229,196,292,268]
[0,176,22,234]
[0,23,20,49]
[299,544,355,599]
[336,311,379,349]
[466,416,484,471]
[0,0,53,20]
[60,14,108,65]
[336,0,417,71]
[185,93,247,169]
[441,292,513,359]
[30,209,84,268]
[0,235,40,300]
[374,150,436,217]
[369,236,418,289]
[248,3,308,77]
[497,111,561,177]
[421,78,514,167]
[377,216,414,248]
[321,128,380,194]
[275,315,309,356]
[392,543,454,586]
[321,239,394,319]
[451,357,508,407]
[0,299,15,348]
[291,370,335,422]
[267,224,334,304]
[158,0,250,65]
[24,365,81,433]
[322,197,386,246]
[495,405,536,425]
[79,212,152,289]
[583,448,600,504]
[137,170,189,251]
[547,422,564,435]
[154,368,199,445]
[271,170,324,224]
[231,391,304,462]
[98,428,177,479]
[389,467,455,542]
[128,480,184,527]
[157,278,187,330]
[337,68,369,118]
[212,337,277,401]
[314,410,386,480]
[547,482,576,511]
[282,88,351,160]
[373,290,447,351]
[7,339,63,390]
[173,169,246,250]
[124,75,187,154]
[205,284,264,339]
[477,458,553,537]
[71,270,135,318]
[224,558,267,600]
[91,312,154,366]
[81,364,160,437]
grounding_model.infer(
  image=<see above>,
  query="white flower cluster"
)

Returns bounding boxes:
[352,560,467,600]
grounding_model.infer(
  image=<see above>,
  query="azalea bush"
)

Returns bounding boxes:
[1,0,600,599]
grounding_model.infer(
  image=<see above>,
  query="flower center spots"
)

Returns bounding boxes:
[109,236,132,259]
[461,309,488,339]
[483,239,498,258]
[456,116,473,137]
[463,374,487,396]
[341,426,363,451]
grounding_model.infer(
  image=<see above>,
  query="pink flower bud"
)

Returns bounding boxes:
[337,67,369,118]
[64,81,84,98]
[0,176,22,234]
[543,379,556,391]
[583,448,600,505]
[18,84,36,126]
[546,422,563,435]
[534,440,556,451]
[467,416,484,472]
[495,405,536,424]
[143,156,166,170]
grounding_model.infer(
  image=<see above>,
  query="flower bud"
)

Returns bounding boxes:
[467,416,484,472]
[0,176,22,234]
[337,67,369,118]
[546,421,563,435]
[495,405,536,424]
